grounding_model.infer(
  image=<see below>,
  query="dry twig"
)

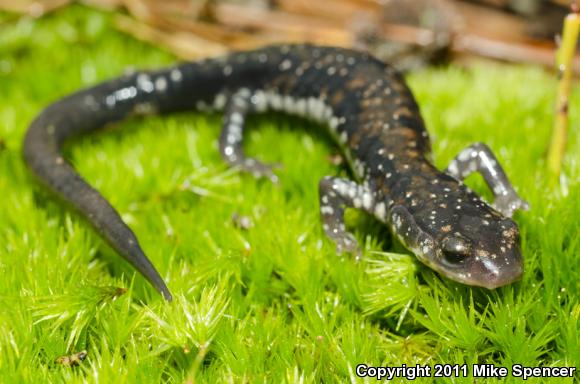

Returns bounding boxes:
[0,0,70,16]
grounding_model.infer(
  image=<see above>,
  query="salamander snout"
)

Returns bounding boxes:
[468,246,523,289]
[437,221,524,289]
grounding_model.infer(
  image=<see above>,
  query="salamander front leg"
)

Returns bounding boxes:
[219,91,279,183]
[445,142,529,217]
[319,176,376,258]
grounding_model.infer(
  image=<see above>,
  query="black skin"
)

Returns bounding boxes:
[23,44,529,301]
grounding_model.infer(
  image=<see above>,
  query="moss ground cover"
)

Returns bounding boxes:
[0,6,578,383]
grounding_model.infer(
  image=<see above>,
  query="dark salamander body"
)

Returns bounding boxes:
[24,45,529,301]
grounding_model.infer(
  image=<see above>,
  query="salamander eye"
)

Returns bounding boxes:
[441,236,471,265]
[442,249,467,265]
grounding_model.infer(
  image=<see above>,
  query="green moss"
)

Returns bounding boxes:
[0,5,578,383]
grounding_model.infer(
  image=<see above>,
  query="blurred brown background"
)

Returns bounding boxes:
[1,0,578,71]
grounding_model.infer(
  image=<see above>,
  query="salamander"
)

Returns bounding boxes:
[23,44,529,301]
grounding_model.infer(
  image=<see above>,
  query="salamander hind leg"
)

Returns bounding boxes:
[219,90,280,183]
[445,142,529,217]
[319,176,376,258]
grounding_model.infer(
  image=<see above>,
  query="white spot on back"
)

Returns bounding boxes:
[170,69,182,82]
[155,77,167,92]
[137,73,154,93]
[213,93,226,109]
[279,59,292,71]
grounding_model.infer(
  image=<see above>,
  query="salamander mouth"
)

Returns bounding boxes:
[445,252,523,289]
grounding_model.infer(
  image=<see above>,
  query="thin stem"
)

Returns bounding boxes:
[548,4,580,184]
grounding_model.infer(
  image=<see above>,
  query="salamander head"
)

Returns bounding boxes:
[434,217,523,289]
[390,194,523,289]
